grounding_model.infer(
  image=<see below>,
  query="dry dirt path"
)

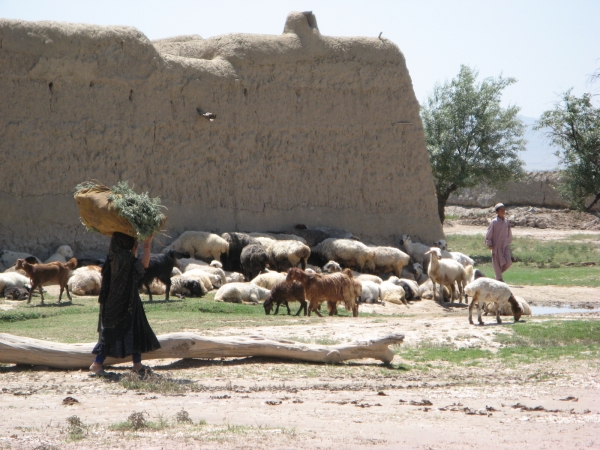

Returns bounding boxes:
[1,300,599,449]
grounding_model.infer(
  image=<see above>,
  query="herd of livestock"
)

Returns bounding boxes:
[0,226,530,325]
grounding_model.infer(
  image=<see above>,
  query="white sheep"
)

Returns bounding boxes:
[170,274,208,297]
[425,248,467,303]
[171,267,182,277]
[178,258,208,271]
[484,295,531,316]
[265,240,311,272]
[67,266,102,296]
[0,251,42,268]
[433,239,475,267]
[465,278,523,325]
[380,280,408,306]
[251,272,286,290]
[359,280,382,304]
[184,264,227,287]
[214,282,271,304]
[355,274,383,284]
[140,279,167,296]
[323,260,342,273]
[225,271,245,283]
[399,235,431,267]
[0,272,31,294]
[248,232,307,245]
[312,239,375,272]
[387,276,420,301]
[183,269,219,291]
[44,245,74,264]
[366,246,410,277]
[163,231,229,262]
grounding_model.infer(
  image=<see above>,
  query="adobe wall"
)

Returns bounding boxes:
[0,12,443,259]
[448,171,599,211]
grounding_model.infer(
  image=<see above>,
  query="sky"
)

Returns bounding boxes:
[1,0,598,169]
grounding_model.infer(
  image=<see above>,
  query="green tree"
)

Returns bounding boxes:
[535,90,600,211]
[421,65,526,223]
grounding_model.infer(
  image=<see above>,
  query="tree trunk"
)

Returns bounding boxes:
[0,332,405,369]
[437,185,458,224]
[585,192,600,212]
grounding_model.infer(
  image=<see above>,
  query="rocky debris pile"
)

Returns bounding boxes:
[445,206,600,231]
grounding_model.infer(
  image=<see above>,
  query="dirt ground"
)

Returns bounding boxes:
[1,225,600,449]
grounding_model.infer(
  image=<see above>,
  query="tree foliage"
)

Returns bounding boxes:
[535,90,600,211]
[421,65,526,223]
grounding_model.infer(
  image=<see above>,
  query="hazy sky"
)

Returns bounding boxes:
[1,0,599,118]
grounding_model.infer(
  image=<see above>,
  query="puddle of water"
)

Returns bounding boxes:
[532,306,600,315]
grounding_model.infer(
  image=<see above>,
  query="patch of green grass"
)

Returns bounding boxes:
[565,233,600,240]
[475,263,600,287]
[397,341,493,365]
[445,214,461,220]
[397,321,600,367]
[447,234,600,267]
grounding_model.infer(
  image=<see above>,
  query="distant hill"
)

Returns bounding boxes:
[518,115,561,171]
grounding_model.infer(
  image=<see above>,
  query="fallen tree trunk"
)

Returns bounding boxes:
[0,332,404,369]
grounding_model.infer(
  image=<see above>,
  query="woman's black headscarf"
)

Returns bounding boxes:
[98,232,142,340]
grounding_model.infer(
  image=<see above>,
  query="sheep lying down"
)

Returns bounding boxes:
[214,282,271,304]
[484,295,531,316]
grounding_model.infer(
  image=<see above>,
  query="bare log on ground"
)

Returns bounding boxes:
[0,332,404,369]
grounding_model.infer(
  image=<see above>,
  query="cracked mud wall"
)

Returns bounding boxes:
[0,12,443,259]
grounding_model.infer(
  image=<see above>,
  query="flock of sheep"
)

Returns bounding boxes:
[0,225,530,325]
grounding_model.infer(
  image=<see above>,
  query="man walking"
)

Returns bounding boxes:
[485,203,512,281]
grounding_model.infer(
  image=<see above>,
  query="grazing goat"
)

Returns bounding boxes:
[139,250,179,301]
[263,280,307,316]
[286,268,358,317]
[16,258,77,305]
[464,278,523,325]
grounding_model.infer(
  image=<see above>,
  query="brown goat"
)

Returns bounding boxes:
[16,258,77,305]
[286,268,358,317]
[263,280,307,316]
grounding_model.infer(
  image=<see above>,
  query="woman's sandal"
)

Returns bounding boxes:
[132,365,155,377]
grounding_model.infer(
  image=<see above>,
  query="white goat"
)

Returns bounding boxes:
[424,248,467,303]
[399,235,431,267]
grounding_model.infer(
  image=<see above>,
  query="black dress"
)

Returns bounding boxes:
[92,233,160,359]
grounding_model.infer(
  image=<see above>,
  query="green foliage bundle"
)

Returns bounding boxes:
[535,90,600,211]
[421,65,526,223]
[74,181,165,240]
[108,181,165,240]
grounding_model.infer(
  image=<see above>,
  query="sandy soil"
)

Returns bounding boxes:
[1,226,599,449]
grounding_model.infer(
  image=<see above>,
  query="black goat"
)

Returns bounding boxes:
[138,250,179,301]
[240,244,268,281]
[221,232,260,272]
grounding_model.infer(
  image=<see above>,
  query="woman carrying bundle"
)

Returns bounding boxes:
[89,232,160,377]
